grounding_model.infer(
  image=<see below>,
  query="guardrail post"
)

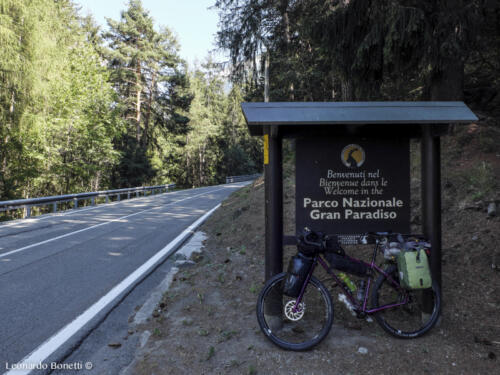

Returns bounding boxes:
[91,197,95,206]
[127,192,131,200]
[105,195,109,203]
[136,191,139,198]
[117,194,121,202]
[53,202,57,213]
[73,198,78,209]
[25,205,31,218]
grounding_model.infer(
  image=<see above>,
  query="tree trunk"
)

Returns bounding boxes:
[142,70,156,147]
[428,0,465,101]
[430,58,464,101]
[341,78,354,101]
[264,52,270,102]
[199,146,203,186]
[135,60,142,142]
[280,0,294,101]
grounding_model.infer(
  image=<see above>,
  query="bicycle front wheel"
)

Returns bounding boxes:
[371,265,441,338]
[256,272,333,351]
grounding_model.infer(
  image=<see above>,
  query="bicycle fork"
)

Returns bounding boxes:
[292,256,319,313]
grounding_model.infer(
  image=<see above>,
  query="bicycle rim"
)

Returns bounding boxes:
[256,272,333,351]
[372,266,441,338]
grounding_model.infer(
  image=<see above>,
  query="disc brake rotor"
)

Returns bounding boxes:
[284,300,306,321]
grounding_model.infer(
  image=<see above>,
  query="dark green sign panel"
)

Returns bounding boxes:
[296,137,410,235]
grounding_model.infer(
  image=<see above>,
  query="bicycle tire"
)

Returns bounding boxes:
[371,265,441,338]
[256,272,333,351]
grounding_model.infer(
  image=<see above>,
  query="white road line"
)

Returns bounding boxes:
[2,203,221,375]
[0,187,228,259]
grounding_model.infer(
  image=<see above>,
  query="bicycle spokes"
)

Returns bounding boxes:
[371,266,441,338]
[256,273,333,350]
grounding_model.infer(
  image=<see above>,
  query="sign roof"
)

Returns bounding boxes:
[241,102,478,136]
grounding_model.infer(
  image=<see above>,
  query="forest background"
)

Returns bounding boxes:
[1,0,499,204]
[0,0,262,204]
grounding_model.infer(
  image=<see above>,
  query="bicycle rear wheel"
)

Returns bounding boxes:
[371,265,441,338]
[256,272,333,351]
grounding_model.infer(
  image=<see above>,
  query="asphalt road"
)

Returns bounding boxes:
[0,183,247,373]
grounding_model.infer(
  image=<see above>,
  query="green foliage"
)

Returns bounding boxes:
[0,0,263,202]
[215,0,499,104]
[466,161,497,200]
[0,0,120,199]
[206,346,215,361]
[103,0,192,187]
[180,61,261,187]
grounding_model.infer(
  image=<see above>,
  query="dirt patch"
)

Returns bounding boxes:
[129,129,499,374]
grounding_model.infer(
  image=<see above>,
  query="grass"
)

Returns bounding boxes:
[182,319,193,326]
[206,346,215,361]
[153,328,162,337]
[218,329,239,343]
[197,329,209,336]
[217,272,225,283]
[467,161,496,198]
[445,160,497,202]
[197,292,204,304]
[249,283,258,294]
[248,364,257,375]
[478,125,500,152]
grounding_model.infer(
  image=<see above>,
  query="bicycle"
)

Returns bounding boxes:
[256,229,441,351]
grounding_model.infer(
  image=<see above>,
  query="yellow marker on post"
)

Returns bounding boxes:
[263,134,269,165]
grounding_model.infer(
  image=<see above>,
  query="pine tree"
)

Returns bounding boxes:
[104,0,190,187]
[181,62,261,187]
[215,0,496,102]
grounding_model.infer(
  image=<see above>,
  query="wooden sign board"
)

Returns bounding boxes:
[296,137,410,235]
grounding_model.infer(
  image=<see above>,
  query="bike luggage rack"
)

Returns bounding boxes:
[284,234,361,246]
[0,184,176,219]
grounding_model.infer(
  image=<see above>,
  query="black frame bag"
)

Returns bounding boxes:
[325,252,367,276]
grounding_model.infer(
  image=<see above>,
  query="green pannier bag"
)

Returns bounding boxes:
[397,248,432,289]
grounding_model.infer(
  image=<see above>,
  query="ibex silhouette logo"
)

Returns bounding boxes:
[341,144,365,168]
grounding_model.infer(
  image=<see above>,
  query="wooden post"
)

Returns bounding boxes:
[264,125,283,281]
[421,125,442,316]
[421,125,442,288]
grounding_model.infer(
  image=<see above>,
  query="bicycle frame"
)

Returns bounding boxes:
[293,242,409,315]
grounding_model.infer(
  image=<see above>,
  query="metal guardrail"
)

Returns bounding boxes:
[225,174,261,183]
[0,184,176,219]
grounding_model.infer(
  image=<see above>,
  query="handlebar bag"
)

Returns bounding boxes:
[283,253,314,298]
[397,248,432,289]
